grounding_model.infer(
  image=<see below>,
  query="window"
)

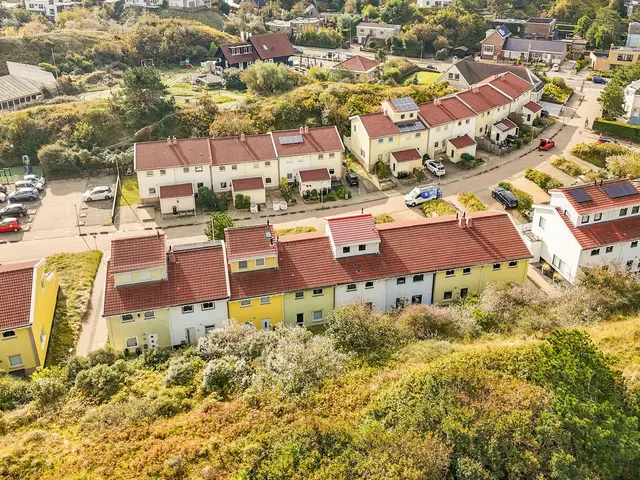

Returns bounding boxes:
[182,305,194,314]
[144,311,155,319]
[627,260,634,268]
[397,277,406,285]
[149,188,156,195]
[378,138,384,144]
[581,215,589,224]
[146,171,154,177]
[594,213,602,221]
[448,73,454,79]
[552,254,566,271]
[265,161,271,166]
[195,166,204,172]
[401,114,406,119]
[40,328,46,350]
[606,246,614,253]
[388,137,393,142]
[260,296,270,305]
[240,299,251,307]
[219,166,226,171]
[287,173,293,179]
[8,354,23,368]
[632,241,638,248]
[365,281,374,289]
[296,313,304,325]
[160,169,166,176]
[591,248,600,256]
[508,261,518,268]
[139,269,151,281]
[266,178,272,184]
[460,288,468,298]
[443,291,453,301]
[358,244,366,251]
[232,165,238,170]
[416,132,421,138]
[377,154,383,161]
[205,325,216,335]
[445,269,455,277]
[465,119,470,124]
[262,319,271,330]
[256,258,265,267]
[220,182,227,189]
[312,310,323,322]
[347,284,357,292]
[620,208,629,217]
[183,167,189,173]
[329,153,335,158]
[125,337,138,349]
[457,121,462,126]
[197,182,204,188]
[238,260,248,269]
[463,267,471,275]
[413,274,424,282]
[483,44,495,55]
[343,246,351,253]
[411,294,422,304]
[121,314,134,323]
[434,141,439,148]
[318,154,324,160]
[492,263,501,271]
[2,330,16,339]
[313,288,323,296]
[202,302,215,310]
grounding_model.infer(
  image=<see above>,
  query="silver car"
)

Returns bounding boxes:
[8,187,39,203]
[83,186,113,202]
[24,174,45,186]
[16,179,44,191]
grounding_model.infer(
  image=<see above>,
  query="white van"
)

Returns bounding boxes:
[404,185,442,207]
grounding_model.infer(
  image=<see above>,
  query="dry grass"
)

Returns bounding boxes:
[274,226,317,236]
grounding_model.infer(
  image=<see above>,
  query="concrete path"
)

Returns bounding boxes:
[75,254,108,356]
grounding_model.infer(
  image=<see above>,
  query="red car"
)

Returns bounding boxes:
[0,218,21,233]
[538,138,555,151]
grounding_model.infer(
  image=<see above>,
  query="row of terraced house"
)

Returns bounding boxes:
[102,211,532,352]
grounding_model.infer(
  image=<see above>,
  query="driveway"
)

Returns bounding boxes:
[31,179,86,233]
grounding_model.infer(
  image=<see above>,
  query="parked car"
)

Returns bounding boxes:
[0,192,6,203]
[551,63,560,72]
[24,174,45,186]
[0,184,6,194]
[597,137,616,144]
[592,76,607,84]
[538,138,555,151]
[425,160,446,177]
[491,187,518,209]
[404,185,442,207]
[326,51,338,59]
[293,47,303,54]
[83,186,113,202]
[8,187,39,203]
[0,204,27,218]
[15,179,44,191]
[540,110,549,118]
[0,217,21,233]
[425,65,438,71]
[346,172,359,186]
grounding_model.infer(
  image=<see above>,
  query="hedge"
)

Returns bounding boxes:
[551,157,586,177]
[498,182,533,218]
[421,199,456,217]
[569,142,630,168]
[457,193,487,212]
[524,168,563,192]
[593,119,640,142]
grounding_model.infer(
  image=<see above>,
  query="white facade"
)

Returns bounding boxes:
[169,300,229,347]
[624,80,640,119]
[384,272,434,308]
[426,118,476,159]
[137,164,212,202]
[355,23,401,44]
[334,279,387,312]
[279,151,342,182]
[160,194,195,215]
[27,0,79,20]
[123,0,162,7]
[417,0,452,7]
[214,160,278,193]
[167,0,211,9]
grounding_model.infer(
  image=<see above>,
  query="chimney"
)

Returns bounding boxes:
[466,216,473,228]
[240,132,246,141]
[472,84,479,93]
[458,217,466,229]
[383,110,388,116]
[166,137,171,146]
[267,219,270,226]
[434,98,442,105]
[172,136,177,145]
[304,125,309,134]
[456,212,459,220]
[299,126,304,134]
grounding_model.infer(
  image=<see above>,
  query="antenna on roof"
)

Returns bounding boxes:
[361,208,364,214]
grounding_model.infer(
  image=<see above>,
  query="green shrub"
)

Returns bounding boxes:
[202,356,252,396]
[325,190,337,201]
[498,182,533,218]
[413,167,426,182]
[593,119,640,142]
[542,79,573,104]
[374,160,391,179]
[524,168,563,191]
[74,360,130,403]
[30,366,68,406]
[373,213,394,224]
[570,142,630,168]
[575,58,588,71]
[396,304,465,340]
[460,153,475,161]
[234,194,251,209]
[164,356,202,387]
[87,347,124,367]
[457,193,487,212]
[0,375,32,411]
[142,348,172,368]
[551,157,586,177]
[421,199,456,217]
[279,177,293,202]
[335,184,347,199]
[197,321,273,361]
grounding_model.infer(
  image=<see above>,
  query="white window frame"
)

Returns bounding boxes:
[238,260,248,269]
[256,258,265,267]
[313,288,323,296]
[8,354,23,368]
[144,311,155,319]
[2,330,16,339]
[181,305,194,314]
[202,302,215,310]
[121,314,134,323]
[346,284,357,292]
[295,291,304,299]
[445,269,455,277]
[312,310,323,322]
[443,291,453,301]
[240,299,251,307]
[125,337,138,349]
[260,296,270,305]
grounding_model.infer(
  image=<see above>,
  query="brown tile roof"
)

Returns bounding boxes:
[229,211,532,299]
[481,72,533,98]
[555,208,640,249]
[523,101,542,113]
[358,112,401,138]
[494,118,517,130]
[210,134,277,164]
[218,42,258,65]
[334,55,379,73]
[250,32,295,60]
[551,179,640,214]
[449,134,477,149]
[419,97,475,127]
[272,126,343,156]
[103,244,229,316]
[135,138,211,171]
[299,168,331,182]
[326,213,380,246]
[110,233,166,274]
[159,183,193,199]
[391,148,422,162]
[232,177,264,191]
[0,260,38,330]
[225,224,277,261]
[455,84,511,113]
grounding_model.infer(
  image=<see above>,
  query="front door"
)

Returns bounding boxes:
[262,319,271,330]
[186,327,197,345]
[148,333,158,349]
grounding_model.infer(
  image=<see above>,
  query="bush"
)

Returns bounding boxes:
[413,167,426,182]
[0,375,32,411]
[593,119,640,142]
[421,199,456,217]
[30,366,68,406]
[74,360,129,403]
[551,157,586,177]
[373,213,394,224]
[460,156,484,170]
[234,193,251,209]
[87,346,124,367]
[457,193,487,212]
[202,356,252,396]
[164,356,202,387]
[508,112,524,126]
[197,321,274,361]
[606,152,640,178]
[374,160,391,179]
[542,79,573,104]
[498,182,533,218]
[142,348,172,368]
[335,184,347,199]
[570,142,630,168]
[274,226,317,236]
[524,168,563,191]
[279,177,293,202]
[435,48,448,60]
[396,304,465,340]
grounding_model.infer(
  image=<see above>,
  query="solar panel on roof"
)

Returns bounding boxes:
[279,135,303,145]
[391,97,418,112]
[397,121,425,133]
[569,188,592,203]
[603,183,639,198]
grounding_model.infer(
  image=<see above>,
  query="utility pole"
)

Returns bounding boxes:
[51,48,58,79]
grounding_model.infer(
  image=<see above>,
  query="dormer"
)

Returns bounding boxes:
[224,222,279,273]
[110,232,168,287]
[325,213,381,259]
[381,97,420,124]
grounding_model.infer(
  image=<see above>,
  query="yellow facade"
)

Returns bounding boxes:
[432,259,528,304]
[606,48,640,71]
[228,294,284,329]
[229,255,278,273]
[0,328,37,374]
[113,265,167,287]
[106,308,172,351]
[282,287,335,328]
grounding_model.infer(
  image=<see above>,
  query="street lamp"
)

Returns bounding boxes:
[419,40,424,60]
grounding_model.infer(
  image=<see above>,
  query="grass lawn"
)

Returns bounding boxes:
[118,176,140,206]
[45,251,103,366]
[0,165,44,183]
[404,71,441,86]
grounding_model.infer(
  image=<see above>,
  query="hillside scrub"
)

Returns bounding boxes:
[570,142,630,168]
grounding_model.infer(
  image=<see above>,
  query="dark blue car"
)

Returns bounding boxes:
[593,76,607,84]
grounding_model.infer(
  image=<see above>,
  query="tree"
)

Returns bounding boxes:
[204,211,235,240]
[380,0,415,24]
[606,152,640,178]
[374,47,388,63]
[585,7,624,49]
[599,80,626,118]
[173,96,219,138]
[573,15,592,37]
[69,121,95,150]
[37,144,81,177]
[362,4,379,19]
[210,111,255,137]
[224,2,266,35]
[239,61,300,95]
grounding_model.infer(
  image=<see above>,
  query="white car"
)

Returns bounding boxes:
[0,192,5,203]
[83,186,113,202]
[24,174,45,186]
[551,63,560,72]
[425,160,446,177]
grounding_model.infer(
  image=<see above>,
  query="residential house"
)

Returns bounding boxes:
[524,179,640,283]
[523,17,556,40]
[627,22,640,48]
[522,100,543,125]
[589,51,610,71]
[455,84,512,137]
[417,0,452,7]
[102,233,230,350]
[0,61,58,111]
[0,259,59,375]
[231,177,266,206]
[480,26,512,61]
[297,168,331,197]
[491,118,518,144]
[479,72,535,115]
[499,37,567,64]
[214,32,294,70]
[26,0,79,21]
[123,0,162,8]
[604,45,640,71]
[389,149,423,176]
[355,22,401,45]
[159,183,195,216]
[167,0,211,10]
[265,17,323,36]
[332,55,379,81]
[624,79,640,122]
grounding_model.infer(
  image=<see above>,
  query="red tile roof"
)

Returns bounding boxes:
[551,179,640,214]
[272,126,343,156]
[225,224,277,261]
[218,42,258,65]
[103,244,228,316]
[523,101,542,113]
[419,97,475,127]
[299,168,331,182]
[556,208,640,249]
[250,32,295,60]
[449,134,477,149]
[110,233,166,274]
[0,260,39,330]
[229,212,532,299]
[391,148,422,162]
[455,84,511,113]
[481,72,533,98]
[334,55,379,73]
[232,177,264,191]
[494,118,517,130]
[358,112,401,138]
[326,213,380,246]
[135,138,211,171]
[159,183,193,199]
[210,134,277,164]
